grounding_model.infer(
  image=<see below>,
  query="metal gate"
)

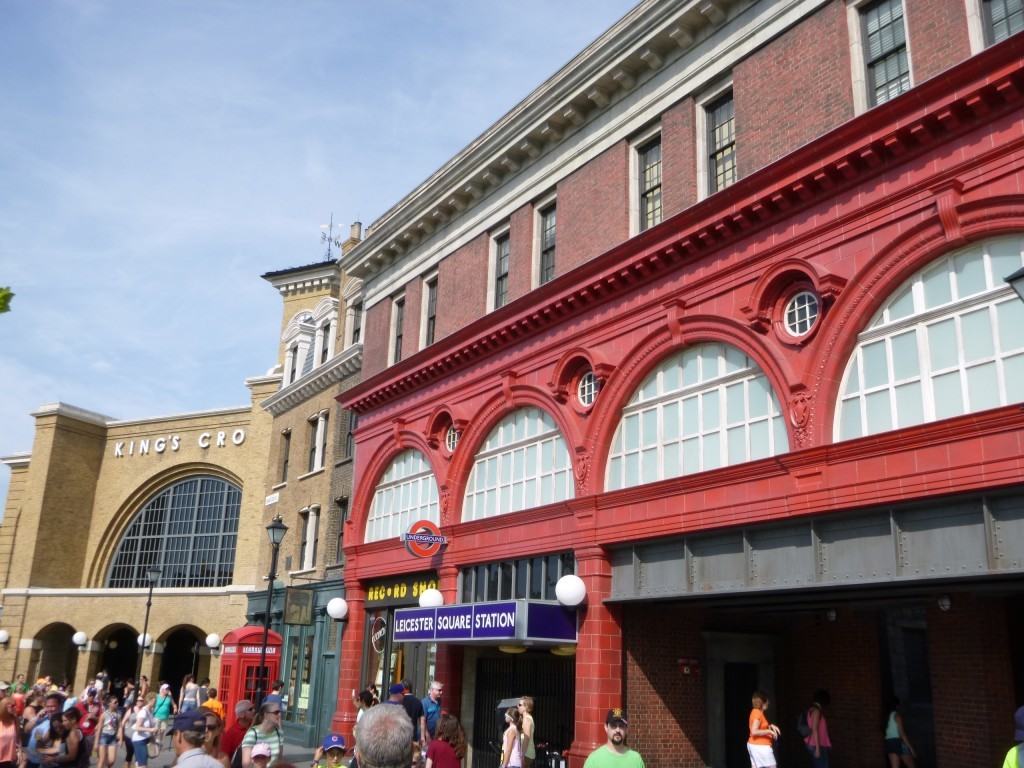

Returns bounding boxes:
[471,653,575,768]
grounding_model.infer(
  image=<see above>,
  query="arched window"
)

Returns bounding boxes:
[835,236,1024,441]
[365,449,439,543]
[606,342,788,491]
[463,407,573,522]
[107,476,241,588]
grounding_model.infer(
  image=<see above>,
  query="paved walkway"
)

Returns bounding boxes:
[128,735,319,768]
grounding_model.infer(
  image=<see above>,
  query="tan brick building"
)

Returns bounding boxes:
[0,389,276,693]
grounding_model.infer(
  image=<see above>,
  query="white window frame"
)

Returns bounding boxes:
[834,237,1024,442]
[531,191,557,289]
[605,343,789,492]
[419,270,439,349]
[463,407,574,522]
[388,294,406,366]
[695,79,735,202]
[629,124,662,236]
[487,224,512,311]
[365,449,440,543]
[964,0,987,52]
[298,504,321,571]
[342,279,365,349]
[846,0,914,114]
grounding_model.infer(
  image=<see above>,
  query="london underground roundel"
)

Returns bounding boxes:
[401,519,448,558]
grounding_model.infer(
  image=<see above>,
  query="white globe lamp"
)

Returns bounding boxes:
[137,632,153,649]
[418,588,444,608]
[555,574,587,607]
[72,631,88,647]
[0,629,11,645]
[326,597,349,620]
[205,633,221,650]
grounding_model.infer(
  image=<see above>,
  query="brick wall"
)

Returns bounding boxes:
[662,96,698,216]
[734,0,854,176]
[508,203,535,302]
[928,595,1016,768]
[362,298,391,378]
[436,231,489,341]
[400,274,423,359]
[556,141,629,275]
[624,603,709,768]
[905,0,972,84]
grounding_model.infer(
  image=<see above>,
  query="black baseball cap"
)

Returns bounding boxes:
[606,708,628,726]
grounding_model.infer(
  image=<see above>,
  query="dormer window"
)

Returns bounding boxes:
[280,298,339,388]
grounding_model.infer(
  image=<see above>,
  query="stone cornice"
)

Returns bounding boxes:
[343,0,758,282]
[263,263,339,296]
[1,452,31,470]
[108,406,252,428]
[261,344,363,416]
[340,40,1024,414]
[31,402,112,426]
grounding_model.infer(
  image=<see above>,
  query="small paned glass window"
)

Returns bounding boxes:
[280,431,291,483]
[307,416,319,473]
[577,370,599,406]
[494,234,510,309]
[445,425,460,452]
[539,206,557,284]
[784,291,821,337]
[707,91,737,194]
[862,0,910,106]
[393,297,405,363]
[984,0,1024,43]
[320,321,331,364]
[638,138,663,232]
[424,278,438,346]
[351,302,363,345]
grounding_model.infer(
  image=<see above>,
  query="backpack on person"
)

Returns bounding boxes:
[796,709,812,738]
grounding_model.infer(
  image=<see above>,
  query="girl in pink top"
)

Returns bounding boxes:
[804,689,832,768]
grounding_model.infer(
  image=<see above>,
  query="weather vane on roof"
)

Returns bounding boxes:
[320,213,343,261]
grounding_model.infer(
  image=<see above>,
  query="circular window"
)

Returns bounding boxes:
[783,291,820,337]
[445,425,461,452]
[577,371,598,407]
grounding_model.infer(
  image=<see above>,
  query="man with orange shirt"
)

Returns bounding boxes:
[747,690,780,768]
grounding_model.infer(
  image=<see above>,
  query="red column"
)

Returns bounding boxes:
[567,545,621,768]
[331,576,366,746]
[432,564,463,718]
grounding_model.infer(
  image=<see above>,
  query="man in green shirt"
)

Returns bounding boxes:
[583,709,645,768]
[1002,706,1024,768]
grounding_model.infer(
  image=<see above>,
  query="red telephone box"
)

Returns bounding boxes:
[218,626,283,728]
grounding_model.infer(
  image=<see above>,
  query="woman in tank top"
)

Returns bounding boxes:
[500,707,523,768]
[179,675,200,713]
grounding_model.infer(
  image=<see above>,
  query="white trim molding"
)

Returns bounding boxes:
[260,343,362,417]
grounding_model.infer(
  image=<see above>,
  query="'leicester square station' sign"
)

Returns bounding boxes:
[392,599,577,646]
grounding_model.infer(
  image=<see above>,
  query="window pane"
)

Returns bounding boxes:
[922,262,952,308]
[1004,354,1024,403]
[839,398,862,440]
[927,319,958,370]
[997,300,1024,351]
[966,362,999,412]
[989,238,1022,286]
[954,248,987,298]
[727,426,746,464]
[961,309,994,362]
[862,341,889,389]
[749,420,770,460]
[886,283,915,321]
[726,382,746,423]
[664,442,682,478]
[890,331,919,381]
[865,390,892,433]
[702,390,720,431]
[702,433,721,470]
[932,371,964,419]
[663,401,680,441]
[894,381,924,428]
[748,376,769,418]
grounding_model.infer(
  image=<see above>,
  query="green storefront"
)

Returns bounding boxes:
[248,577,344,747]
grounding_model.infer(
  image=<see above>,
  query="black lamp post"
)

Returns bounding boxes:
[256,515,288,707]
[1006,265,1024,304]
[136,566,161,686]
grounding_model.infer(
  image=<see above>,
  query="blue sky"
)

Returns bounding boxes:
[0,1,637,506]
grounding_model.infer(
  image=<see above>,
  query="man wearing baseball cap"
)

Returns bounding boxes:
[169,711,222,768]
[583,709,645,768]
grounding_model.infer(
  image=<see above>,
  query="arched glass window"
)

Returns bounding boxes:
[365,449,439,543]
[107,476,241,588]
[463,407,573,522]
[835,236,1024,441]
[606,342,788,491]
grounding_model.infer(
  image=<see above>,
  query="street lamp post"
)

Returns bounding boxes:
[1006,265,1024,304]
[256,515,288,707]
[136,566,161,686]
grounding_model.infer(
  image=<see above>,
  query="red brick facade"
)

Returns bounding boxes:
[337,13,1024,768]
